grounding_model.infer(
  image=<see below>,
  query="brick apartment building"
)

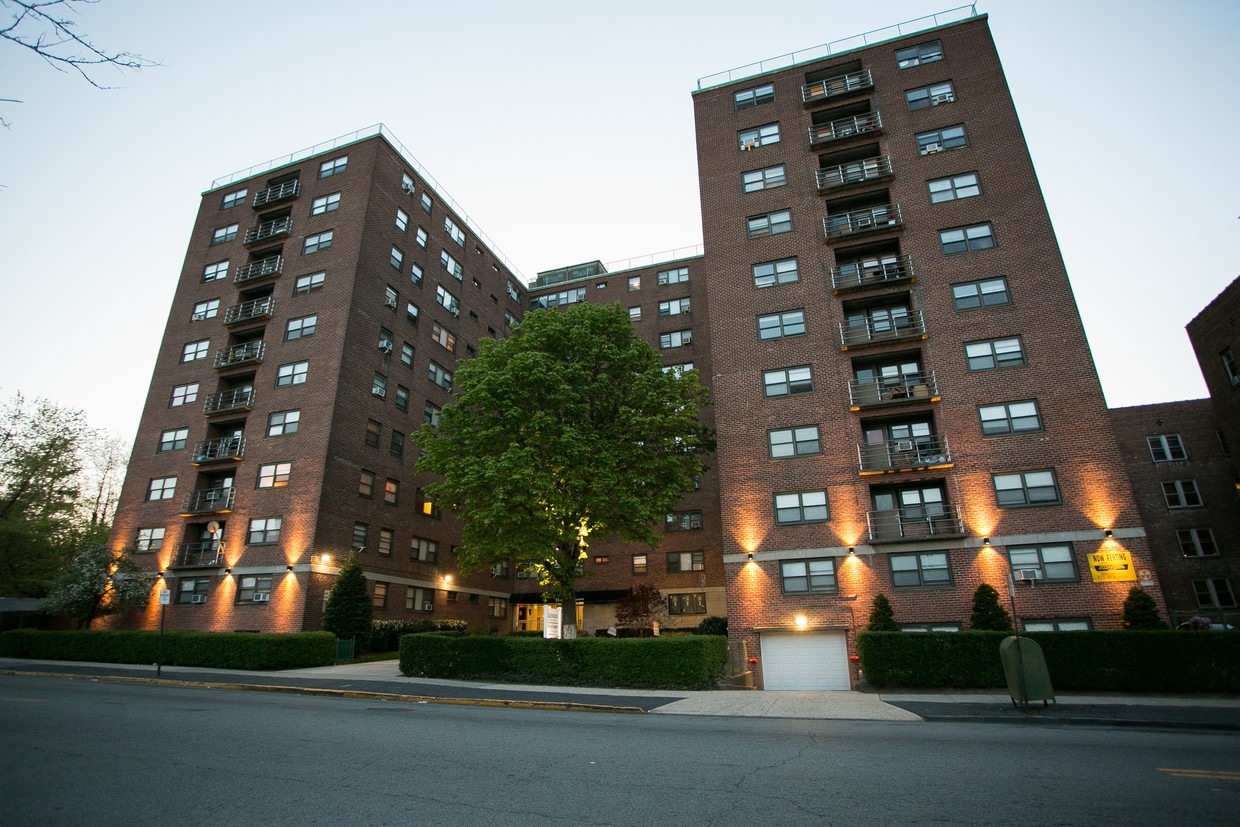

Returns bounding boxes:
[107,9,1170,687]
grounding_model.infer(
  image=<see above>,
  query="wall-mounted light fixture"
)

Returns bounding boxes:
[224,567,232,575]
[848,547,855,555]
[747,552,754,560]
[286,565,294,572]
[156,571,164,578]
[982,537,991,546]
[1104,529,1114,539]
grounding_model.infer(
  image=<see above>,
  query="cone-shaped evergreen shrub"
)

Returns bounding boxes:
[969,583,1013,631]
[1121,585,1168,630]
[323,553,373,642]
[866,593,899,631]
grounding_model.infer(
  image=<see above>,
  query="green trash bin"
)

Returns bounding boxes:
[335,636,356,665]
[999,635,1055,707]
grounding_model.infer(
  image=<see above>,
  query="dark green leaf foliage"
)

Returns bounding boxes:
[368,618,467,652]
[399,634,729,689]
[0,629,334,669]
[322,553,372,641]
[866,593,899,631]
[416,303,713,619]
[969,583,1013,631]
[1121,586,1168,630]
[696,616,728,636]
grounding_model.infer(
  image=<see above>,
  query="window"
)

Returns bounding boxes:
[1223,348,1239,385]
[1025,618,1094,632]
[440,250,463,279]
[629,306,642,322]
[311,192,340,215]
[191,299,220,321]
[592,557,608,566]
[763,365,813,397]
[237,574,273,602]
[658,267,689,285]
[506,281,522,303]
[993,470,1060,507]
[276,361,309,386]
[444,216,466,247]
[658,298,691,317]
[202,260,229,282]
[267,409,300,436]
[659,330,692,349]
[423,402,441,427]
[900,623,962,633]
[352,522,369,550]
[747,209,792,238]
[372,372,387,398]
[632,554,647,575]
[420,193,433,214]
[135,527,165,552]
[906,81,955,110]
[896,39,943,68]
[530,287,586,309]
[406,302,420,325]
[390,431,404,459]
[319,155,347,178]
[415,227,428,248]
[769,426,820,458]
[966,337,1024,371]
[952,277,1009,310]
[928,172,980,203]
[181,340,209,363]
[170,383,199,408]
[384,478,399,505]
[431,323,456,352]
[365,419,381,448]
[743,164,787,192]
[1177,528,1218,557]
[1008,543,1077,582]
[221,188,247,209]
[285,314,317,340]
[400,341,414,366]
[978,400,1041,435]
[781,559,837,593]
[178,577,210,604]
[628,276,641,291]
[377,529,393,556]
[663,362,694,378]
[1194,578,1236,609]
[917,125,968,155]
[389,246,404,270]
[1147,434,1187,462]
[146,476,177,501]
[405,586,433,612]
[396,208,408,231]
[752,258,799,288]
[891,551,951,588]
[394,385,409,412]
[489,597,508,619]
[734,82,774,109]
[212,224,238,245]
[417,489,441,518]
[294,271,325,294]
[667,593,708,615]
[410,263,424,287]
[774,491,829,524]
[428,361,453,390]
[435,285,459,314]
[940,223,995,255]
[247,517,282,545]
[757,309,806,340]
[1162,479,1203,509]
[358,470,374,498]
[158,428,188,452]
[665,511,702,532]
[303,230,333,255]
[738,123,780,149]
[257,462,291,489]
[372,582,388,608]
[411,536,438,563]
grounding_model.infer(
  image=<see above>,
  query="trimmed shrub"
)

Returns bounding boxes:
[1121,586,1169,630]
[369,618,466,652]
[323,553,372,644]
[866,594,899,632]
[0,629,334,669]
[968,584,1012,631]
[697,616,728,636]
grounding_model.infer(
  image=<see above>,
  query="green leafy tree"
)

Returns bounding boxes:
[323,553,373,643]
[969,583,1013,631]
[416,302,713,638]
[614,583,668,636]
[42,544,155,628]
[866,593,899,632]
[1121,585,1168,630]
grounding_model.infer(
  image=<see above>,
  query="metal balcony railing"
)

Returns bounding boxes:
[191,436,245,465]
[244,216,292,245]
[223,296,274,326]
[830,255,914,292]
[824,205,903,241]
[252,179,300,208]
[172,541,223,568]
[840,310,926,349]
[848,371,938,409]
[180,487,236,516]
[809,111,882,147]
[858,435,952,474]
[213,340,264,370]
[816,155,893,191]
[801,68,873,103]
[203,387,255,416]
[233,255,283,284]
[866,504,965,542]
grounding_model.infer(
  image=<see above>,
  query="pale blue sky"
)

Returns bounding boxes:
[1,0,1237,441]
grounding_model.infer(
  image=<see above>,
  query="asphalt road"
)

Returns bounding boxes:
[1,675,1237,826]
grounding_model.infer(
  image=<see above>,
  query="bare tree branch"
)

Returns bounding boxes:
[1,0,157,88]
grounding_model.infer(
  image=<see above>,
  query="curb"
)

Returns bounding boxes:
[913,712,1240,732]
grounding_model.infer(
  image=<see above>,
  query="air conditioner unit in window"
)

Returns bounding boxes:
[1013,569,1042,582]
[252,592,270,602]
[385,297,398,308]
[401,181,416,195]
[894,440,915,452]
[920,142,943,155]
[423,602,433,612]
[930,93,953,106]
[190,594,207,604]
[692,563,704,571]
[379,342,393,353]
[741,141,757,151]
[855,215,874,229]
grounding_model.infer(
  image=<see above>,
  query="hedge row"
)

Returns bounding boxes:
[0,629,335,670]
[857,630,1240,693]
[400,633,728,689]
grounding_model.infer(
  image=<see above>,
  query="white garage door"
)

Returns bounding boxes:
[760,631,850,690]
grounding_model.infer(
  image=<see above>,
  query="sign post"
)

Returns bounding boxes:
[156,588,170,676]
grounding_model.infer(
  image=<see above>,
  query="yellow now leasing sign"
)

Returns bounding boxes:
[1088,550,1137,583]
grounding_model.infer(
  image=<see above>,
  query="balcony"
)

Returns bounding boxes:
[866,504,965,543]
[244,217,292,245]
[809,111,882,147]
[858,436,952,475]
[179,487,235,516]
[171,541,223,569]
[831,255,914,293]
[233,254,283,285]
[816,155,893,192]
[223,296,274,326]
[848,371,939,410]
[801,68,873,104]
[213,340,264,370]
[203,387,255,416]
[839,310,926,350]
[824,205,903,243]
[191,436,245,465]
[252,180,300,208]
